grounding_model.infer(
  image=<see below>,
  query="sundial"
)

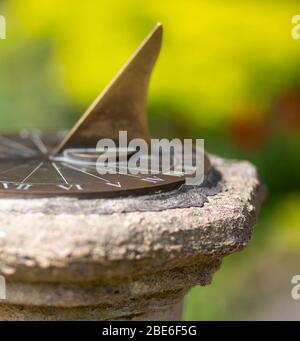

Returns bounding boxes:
[0,23,265,323]
[0,23,210,197]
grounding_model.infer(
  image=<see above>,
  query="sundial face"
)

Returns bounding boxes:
[0,131,187,197]
[0,24,210,198]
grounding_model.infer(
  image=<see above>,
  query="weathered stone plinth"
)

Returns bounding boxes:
[0,155,265,320]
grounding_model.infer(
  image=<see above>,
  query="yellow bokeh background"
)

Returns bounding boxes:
[5,0,300,127]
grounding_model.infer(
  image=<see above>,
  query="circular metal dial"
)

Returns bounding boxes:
[0,131,187,197]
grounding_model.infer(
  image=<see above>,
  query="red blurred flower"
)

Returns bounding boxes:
[275,89,300,131]
[230,110,269,151]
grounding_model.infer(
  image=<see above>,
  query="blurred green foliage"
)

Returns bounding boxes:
[1,0,300,320]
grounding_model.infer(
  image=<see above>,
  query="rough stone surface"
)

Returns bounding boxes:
[0,155,265,320]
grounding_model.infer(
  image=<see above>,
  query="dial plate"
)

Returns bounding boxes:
[0,131,186,197]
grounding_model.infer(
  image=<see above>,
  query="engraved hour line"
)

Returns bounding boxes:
[0,160,36,175]
[141,175,164,183]
[95,164,175,179]
[0,145,24,156]
[52,162,69,185]
[30,132,48,155]
[21,162,44,183]
[96,159,174,177]
[0,136,37,156]
[61,163,110,183]
[0,143,31,157]
[89,164,141,179]
[0,180,79,186]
